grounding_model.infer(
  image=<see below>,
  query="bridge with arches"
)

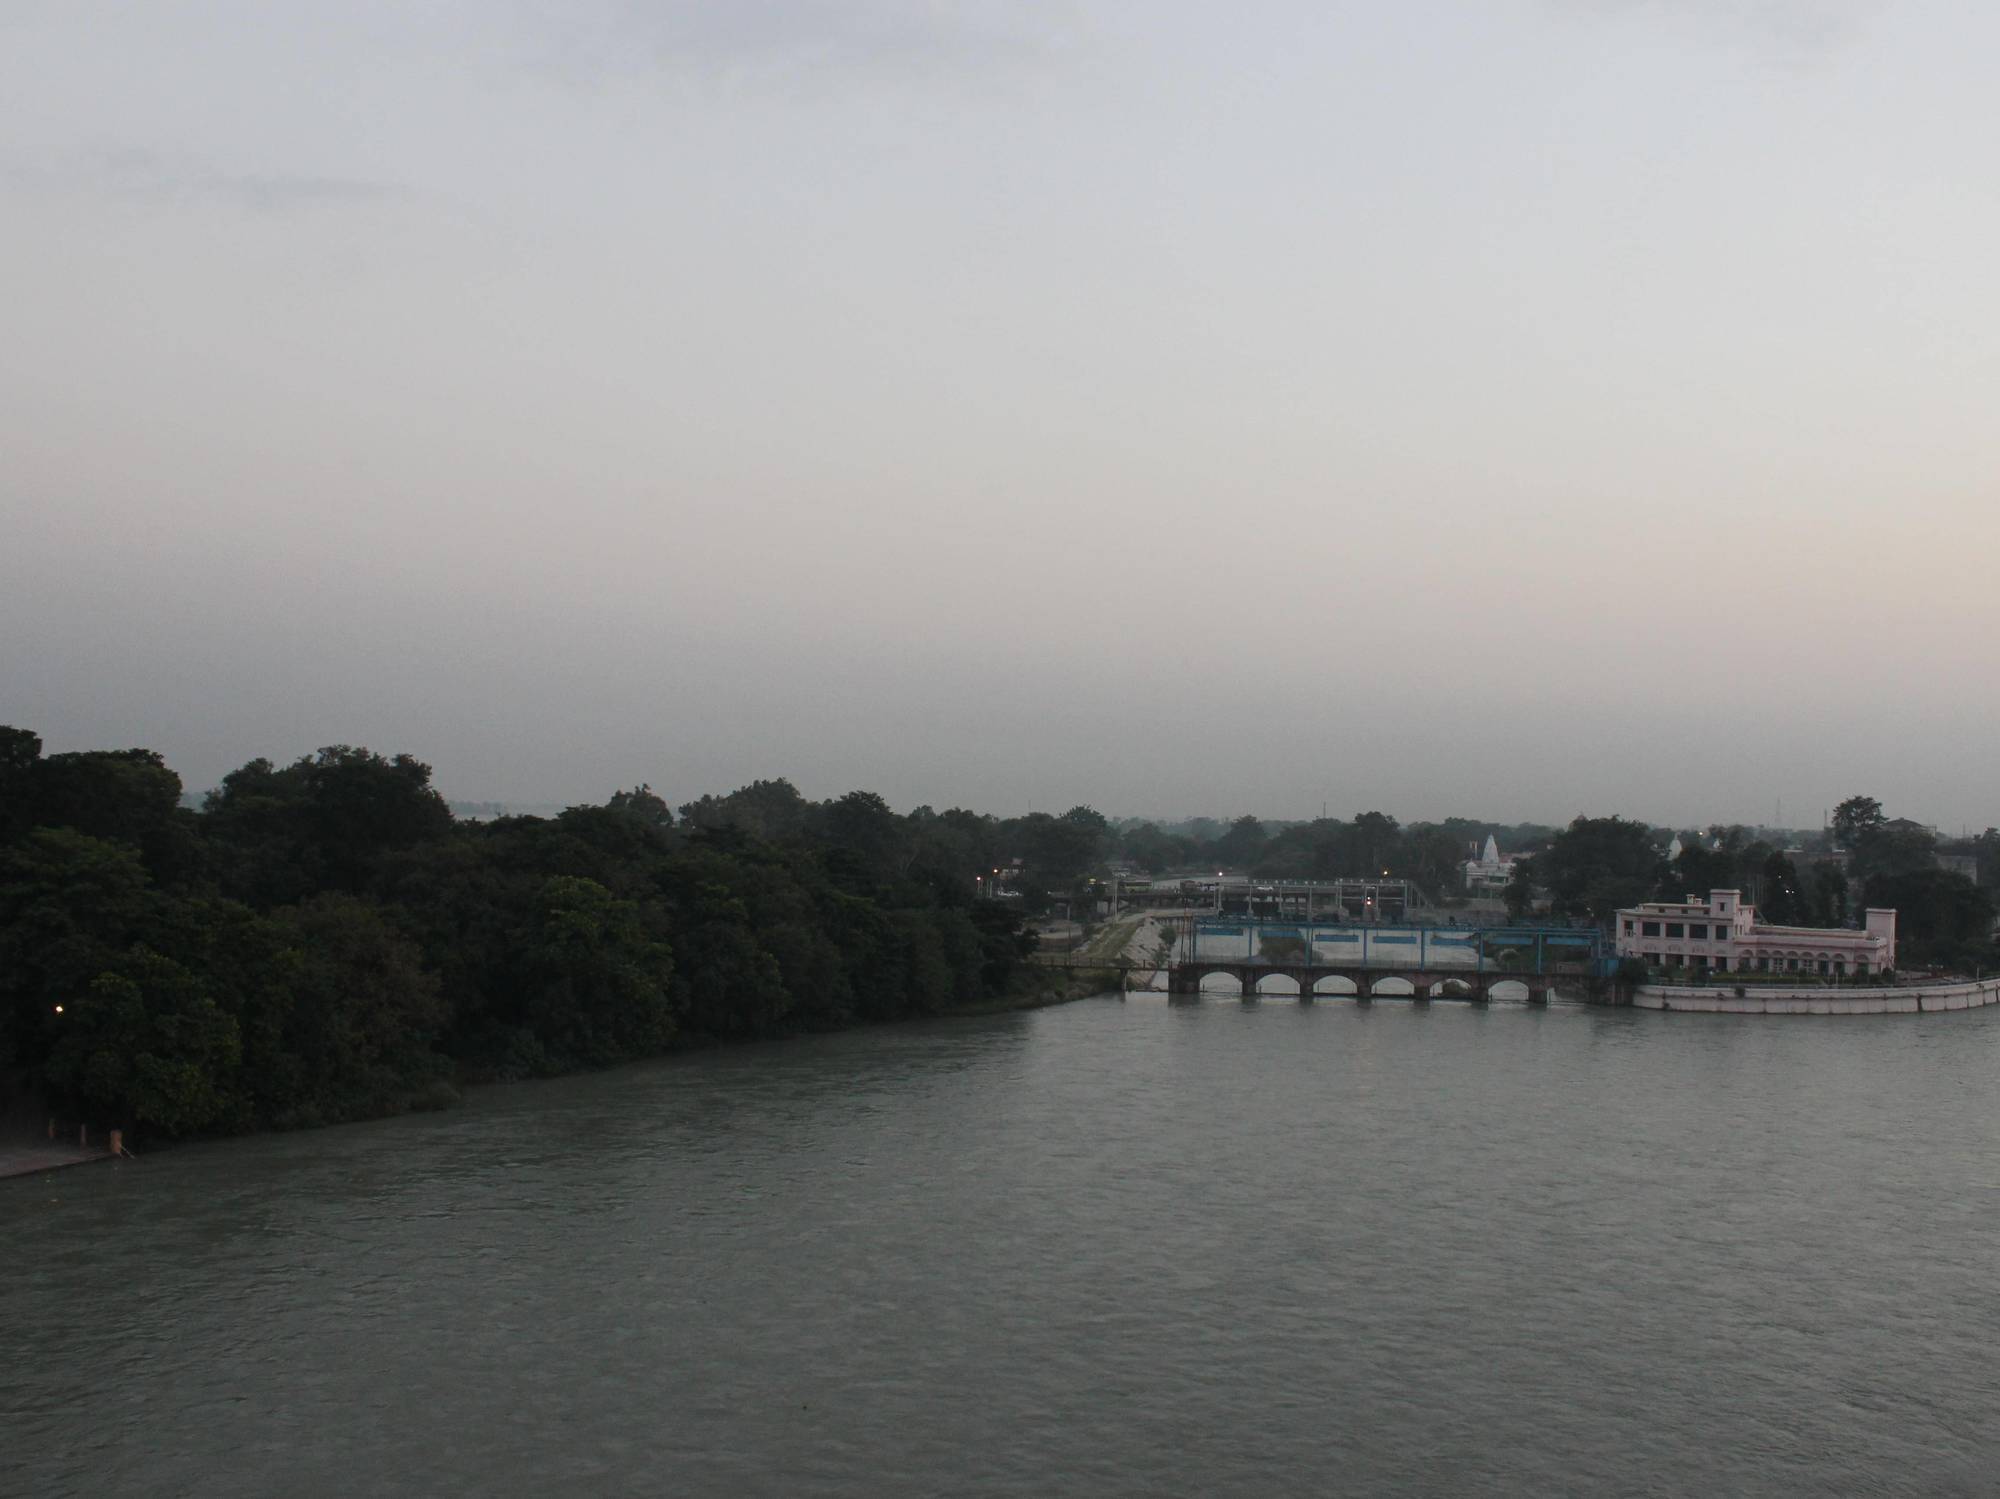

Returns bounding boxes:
[1165,919,1609,1002]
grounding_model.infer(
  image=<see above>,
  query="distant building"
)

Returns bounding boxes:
[1462,836,1519,893]
[1615,889,1896,977]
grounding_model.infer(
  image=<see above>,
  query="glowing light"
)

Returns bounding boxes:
[53,1005,64,1014]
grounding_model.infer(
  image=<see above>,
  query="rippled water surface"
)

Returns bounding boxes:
[9,996,2000,1496]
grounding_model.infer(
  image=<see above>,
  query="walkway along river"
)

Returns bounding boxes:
[8,993,2000,1496]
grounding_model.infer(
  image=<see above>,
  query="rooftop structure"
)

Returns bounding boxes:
[1615,889,1896,977]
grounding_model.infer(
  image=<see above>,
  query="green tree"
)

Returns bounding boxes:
[1344,812,1403,878]
[1806,861,1850,927]
[264,895,452,1125]
[1851,823,1937,884]
[1705,824,1750,854]
[605,784,674,829]
[1015,809,1107,889]
[1251,821,1317,878]
[1831,796,1885,850]
[203,746,453,905]
[1534,816,1666,924]
[1215,815,1267,870]
[44,952,242,1136]
[0,725,45,844]
[1863,869,1994,968]
[1760,851,1802,925]
[1118,821,1190,875]
[679,778,810,841]
[0,828,158,1078]
[1401,823,1470,900]
[1666,841,1736,901]
[969,903,1036,990]
[519,875,676,1066]
[820,790,907,883]
[30,748,183,852]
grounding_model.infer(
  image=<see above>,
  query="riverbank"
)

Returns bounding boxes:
[940,974,1111,1016]
[1635,975,2000,1015]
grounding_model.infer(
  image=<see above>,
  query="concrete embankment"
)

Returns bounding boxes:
[1007,916,1172,1007]
[1635,977,2000,1016]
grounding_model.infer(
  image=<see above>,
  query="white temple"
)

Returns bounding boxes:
[1463,835,1519,893]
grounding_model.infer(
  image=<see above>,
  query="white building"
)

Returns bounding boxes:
[1462,836,1518,893]
[1615,889,1897,977]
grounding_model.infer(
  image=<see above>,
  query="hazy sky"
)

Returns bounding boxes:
[3,1,1996,830]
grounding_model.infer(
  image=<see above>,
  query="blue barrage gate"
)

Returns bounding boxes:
[1186,919,1609,976]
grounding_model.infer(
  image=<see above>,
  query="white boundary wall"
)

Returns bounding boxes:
[1634,978,2000,1016]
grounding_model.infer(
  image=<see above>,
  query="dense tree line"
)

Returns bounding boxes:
[0,729,1035,1140]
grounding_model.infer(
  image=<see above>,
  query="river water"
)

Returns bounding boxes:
[8,995,2000,1496]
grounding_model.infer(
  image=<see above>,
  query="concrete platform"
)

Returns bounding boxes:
[0,1141,113,1181]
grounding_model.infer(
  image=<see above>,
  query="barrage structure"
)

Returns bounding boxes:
[1166,919,1609,1002]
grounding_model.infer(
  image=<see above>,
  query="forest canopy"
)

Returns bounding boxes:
[0,729,1036,1139]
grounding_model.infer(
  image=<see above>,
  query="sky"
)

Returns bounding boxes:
[2,0,1996,831]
